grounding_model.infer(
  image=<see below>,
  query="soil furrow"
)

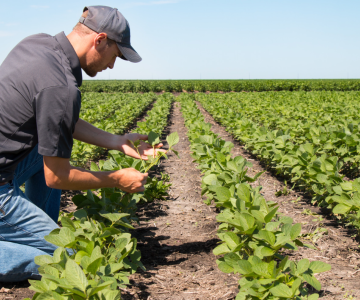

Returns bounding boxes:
[122,102,238,300]
[195,101,360,299]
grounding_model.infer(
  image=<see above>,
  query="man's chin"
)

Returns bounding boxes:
[83,68,98,78]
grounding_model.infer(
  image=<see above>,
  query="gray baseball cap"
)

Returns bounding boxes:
[79,6,142,63]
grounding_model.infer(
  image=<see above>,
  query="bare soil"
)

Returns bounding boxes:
[122,102,238,299]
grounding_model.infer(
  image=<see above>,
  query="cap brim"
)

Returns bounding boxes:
[117,43,142,63]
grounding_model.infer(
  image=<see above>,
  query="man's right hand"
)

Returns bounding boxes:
[114,168,148,193]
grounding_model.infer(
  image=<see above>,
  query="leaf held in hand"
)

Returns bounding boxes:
[148,131,160,146]
[166,132,179,148]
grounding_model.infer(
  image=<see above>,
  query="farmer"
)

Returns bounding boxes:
[0,6,162,282]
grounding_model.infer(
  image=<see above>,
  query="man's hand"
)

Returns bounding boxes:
[115,168,148,193]
[119,133,166,160]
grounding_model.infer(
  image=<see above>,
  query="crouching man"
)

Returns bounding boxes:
[0,5,161,282]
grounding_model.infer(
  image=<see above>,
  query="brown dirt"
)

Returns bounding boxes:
[122,102,238,299]
[196,101,360,299]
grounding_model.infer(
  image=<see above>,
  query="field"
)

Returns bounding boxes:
[1,80,360,300]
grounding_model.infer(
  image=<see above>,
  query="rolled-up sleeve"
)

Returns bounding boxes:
[34,85,81,158]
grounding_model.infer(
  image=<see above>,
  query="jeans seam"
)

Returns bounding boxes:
[14,155,43,181]
[1,218,44,240]
[0,193,13,214]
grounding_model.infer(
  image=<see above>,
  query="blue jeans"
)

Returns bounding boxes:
[0,145,61,282]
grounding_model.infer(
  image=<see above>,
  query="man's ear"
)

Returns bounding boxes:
[94,32,108,47]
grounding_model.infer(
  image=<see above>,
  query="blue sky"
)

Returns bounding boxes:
[1,0,359,80]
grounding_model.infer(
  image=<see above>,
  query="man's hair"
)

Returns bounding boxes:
[73,9,116,47]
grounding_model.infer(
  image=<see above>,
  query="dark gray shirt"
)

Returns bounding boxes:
[0,32,82,183]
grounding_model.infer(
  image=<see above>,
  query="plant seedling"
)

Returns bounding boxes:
[130,131,179,173]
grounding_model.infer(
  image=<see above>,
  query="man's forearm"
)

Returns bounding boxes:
[43,156,148,192]
[73,118,121,150]
[45,162,117,190]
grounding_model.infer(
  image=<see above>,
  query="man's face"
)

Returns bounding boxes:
[83,40,122,78]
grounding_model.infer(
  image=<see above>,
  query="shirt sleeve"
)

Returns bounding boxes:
[34,85,81,158]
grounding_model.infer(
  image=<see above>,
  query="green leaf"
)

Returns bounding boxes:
[87,281,113,297]
[290,223,302,240]
[214,186,231,202]
[172,149,180,158]
[264,206,279,223]
[99,213,129,223]
[148,131,160,146]
[261,247,275,257]
[28,280,48,293]
[237,260,253,274]
[302,273,322,291]
[239,213,255,231]
[34,255,54,266]
[166,132,179,148]
[44,228,75,248]
[255,230,275,246]
[90,246,103,261]
[227,161,238,172]
[64,259,88,292]
[213,243,230,255]
[297,259,310,274]
[60,217,76,232]
[309,261,331,273]
[99,289,121,300]
[291,277,302,295]
[270,283,293,298]
[87,257,103,275]
[217,261,234,273]
[115,238,130,252]
[90,162,99,171]
[74,209,87,220]
[340,181,353,191]
[252,262,271,278]
[224,232,241,250]
[237,184,250,201]
[203,174,218,185]
[75,251,89,265]
[333,203,351,214]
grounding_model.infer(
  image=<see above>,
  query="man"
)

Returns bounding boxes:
[0,6,162,282]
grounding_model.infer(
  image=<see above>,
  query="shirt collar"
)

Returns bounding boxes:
[55,32,82,87]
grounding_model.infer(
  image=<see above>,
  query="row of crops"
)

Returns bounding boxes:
[72,93,156,166]
[179,94,330,300]
[80,79,360,93]
[196,91,360,236]
[25,93,176,299]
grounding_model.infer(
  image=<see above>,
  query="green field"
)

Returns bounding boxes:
[81,79,360,93]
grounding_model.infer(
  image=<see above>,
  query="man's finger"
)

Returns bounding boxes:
[138,134,148,141]
[153,143,163,148]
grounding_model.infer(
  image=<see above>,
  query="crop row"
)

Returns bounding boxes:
[71,93,156,166]
[196,92,360,238]
[133,93,174,136]
[178,94,330,300]
[26,95,176,299]
[80,79,360,93]
[196,91,360,173]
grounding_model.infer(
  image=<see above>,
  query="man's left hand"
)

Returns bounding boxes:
[119,133,166,160]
